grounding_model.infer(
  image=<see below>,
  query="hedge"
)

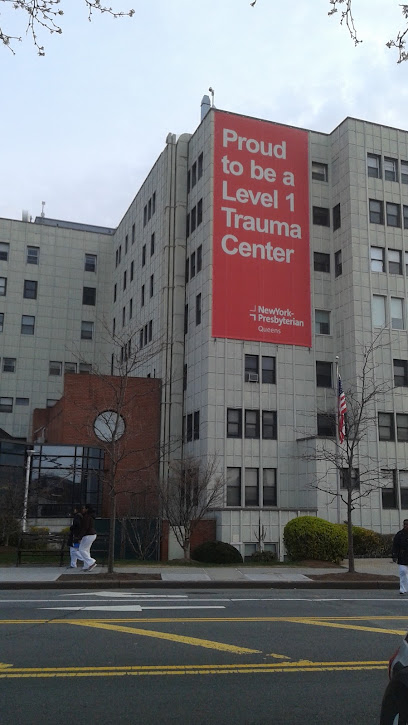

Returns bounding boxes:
[283,516,347,564]
[191,541,243,564]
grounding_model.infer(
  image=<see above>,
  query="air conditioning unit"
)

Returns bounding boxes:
[248,372,259,382]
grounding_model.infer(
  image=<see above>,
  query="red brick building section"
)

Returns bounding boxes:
[32,374,161,518]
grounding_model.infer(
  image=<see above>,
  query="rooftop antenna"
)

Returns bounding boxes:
[41,201,46,218]
[209,87,215,107]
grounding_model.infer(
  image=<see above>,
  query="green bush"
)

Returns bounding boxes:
[25,526,50,550]
[249,550,277,563]
[191,540,243,564]
[284,516,347,564]
[345,526,393,558]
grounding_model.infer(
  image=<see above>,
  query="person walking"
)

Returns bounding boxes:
[67,505,83,569]
[392,519,408,595]
[78,504,97,572]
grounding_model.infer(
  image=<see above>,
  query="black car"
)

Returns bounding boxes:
[380,634,408,724]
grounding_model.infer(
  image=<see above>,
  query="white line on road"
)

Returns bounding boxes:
[61,592,189,598]
[40,605,226,611]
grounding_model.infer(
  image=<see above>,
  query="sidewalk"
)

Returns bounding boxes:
[0,559,400,590]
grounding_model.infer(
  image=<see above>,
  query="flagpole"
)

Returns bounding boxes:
[335,356,341,524]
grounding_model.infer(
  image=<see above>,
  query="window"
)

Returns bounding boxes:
[23,279,37,299]
[397,414,408,442]
[391,297,404,330]
[122,306,126,327]
[115,249,119,268]
[85,253,97,272]
[245,468,259,506]
[261,469,276,506]
[150,274,154,298]
[125,235,128,254]
[382,469,397,509]
[384,157,398,182]
[262,411,277,440]
[386,202,401,227]
[227,468,241,506]
[118,245,122,264]
[186,213,190,238]
[21,315,35,335]
[317,413,336,437]
[197,199,203,226]
[83,287,96,306]
[142,245,146,266]
[129,298,133,319]
[0,277,7,296]
[152,192,156,214]
[185,258,189,283]
[46,399,58,408]
[400,471,408,508]
[0,313,3,332]
[132,224,135,245]
[130,261,134,282]
[227,408,242,438]
[0,397,12,413]
[369,199,384,224]
[187,170,191,194]
[183,363,187,391]
[195,293,201,325]
[332,203,341,231]
[112,317,116,336]
[245,410,260,439]
[245,354,259,382]
[315,310,330,335]
[313,252,330,273]
[26,246,39,264]
[388,249,402,275]
[402,161,408,184]
[139,329,143,349]
[394,360,408,386]
[49,361,62,376]
[367,153,381,178]
[191,206,197,233]
[16,398,29,406]
[192,162,197,188]
[378,413,395,441]
[141,285,145,307]
[262,356,276,384]
[186,413,193,442]
[79,363,92,374]
[114,284,117,303]
[190,251,196,278]
[370,246,385,272]
[193,411,200,440]
[123,270,127,291]
[148,199,152,221]
[148,320,152,341]
[340,468,360,490]
[312,162,328,182]
[64,362,77,374]
[151,233,155,256]
[81,321,94,340]
[334,250,342,277]
[198,153,203,179]
[316,361,332,387]
[3,358,16,373]
[184,304,188,335]
[143,205,147,226]
[0,242,9,261]
[372,295,386,327]
[404,206,408,230]
[312,206,330,226]
[197,245,202,272]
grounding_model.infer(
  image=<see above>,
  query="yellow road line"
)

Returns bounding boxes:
[67,619,261,654]
[290,618,406,636]
[1,616,408,625]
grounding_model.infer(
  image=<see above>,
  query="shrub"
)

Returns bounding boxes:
[191,540,243,564]
[249,550,277,563]
[284,516,347,564]
[25,526,50,550]
[345,526,393,558]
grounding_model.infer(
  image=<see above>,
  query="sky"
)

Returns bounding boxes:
[0,0,406,228]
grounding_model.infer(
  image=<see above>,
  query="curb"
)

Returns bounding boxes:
[0,580,400,591]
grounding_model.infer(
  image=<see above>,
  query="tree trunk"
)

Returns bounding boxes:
[107,493,116,574]
[183,537,190,560]
[347,486,355,573]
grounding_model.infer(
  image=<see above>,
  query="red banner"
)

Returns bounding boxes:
[212,111,311,346]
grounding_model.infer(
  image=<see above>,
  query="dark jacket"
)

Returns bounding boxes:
[392,529,408,565]
[79,512,96,538]
[67,512,83,547]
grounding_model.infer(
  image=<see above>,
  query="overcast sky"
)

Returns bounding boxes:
[0,0,406,227]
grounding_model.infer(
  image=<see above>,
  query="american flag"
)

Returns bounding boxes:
[338,375,347,444]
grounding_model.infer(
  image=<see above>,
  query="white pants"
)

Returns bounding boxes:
[399,564,408,593]
[69,545,82,568]
[79,534,97,569]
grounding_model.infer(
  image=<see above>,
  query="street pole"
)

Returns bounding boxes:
[22,449,36,533]
[335,356,341,524]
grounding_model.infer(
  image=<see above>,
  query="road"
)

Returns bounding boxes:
[0,588,406,724]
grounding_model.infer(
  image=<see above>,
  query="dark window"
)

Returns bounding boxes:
[83,287,96,306]
[340,468,360,490]
[183,363,187,391]
[197,199,203,226]
[263,469,277,506]
[316,361,332,388]
[227,409,242,438]
[185,258,189,283]
[122,306,126,327]
[386,202,401,227]
[315,310,330,335]
[148,320,152,341]
[227,468,241,506]
[130,261,134,282]
[144,324,148,346]
[151,233,155,256]
[402,161,408,185]
[114,283,117,302]
[367,153,381,178]
[192,162,197,187]
[245,354,259,382]
[262,411,277,440]
[397,414,408,442]
[262,356,276,384]
[132,224,135,245]
[143,205,147,226]
[112,318,116,336]
[125,234,128,254]
[384,157,398,182]
[3,357,16,372]
[191,206,196,233]
[148,199,152,221]
[150,274,154,298]
[382,470,397,509]
[186,213,190,238]
[123,270,127,291]
[190,252,196,278]
[23,280,37,299]
[141,284,145,307]
[115,249,118,267]
[198,153,203,179]
[314,252,330,273]
[0,277,7,296]
[369,199,384,224]
[0,397,12,413]
[16,398,29,406]
[152,192,156,214]
[334,250,342,277]
[313,207,330,226]
[49,361,62,376]
[187,170,191,194]
[184,304,188,335]
[245,468,259,506]
[26,246,39,264]
[0,312,4,332]
[142,245,146,266]
[0,242,9,261]
[85,253,97,272]
[400,471,408,508]
[245,410,260,439]
[394,360,408,387]
[129,298,133,319]
[139,329,143,349]
[81,321,93,340]
[317,413,336,437]
[403,206,408,230]
[195,294,201,325]
[332,203,341,231]
[197,245,202,272]
[186,413,193,442]
[118,245,122,264]
[312,162,328,182]
[378,412,395,441]
[21,315,35,335]
[193,411,200,440]
[388,249,402,275]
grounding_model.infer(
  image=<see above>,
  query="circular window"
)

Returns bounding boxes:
[93,411,125,442]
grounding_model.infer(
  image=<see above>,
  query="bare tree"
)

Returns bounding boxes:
[302,333,392,573]
[158,455,224,560]
[119,489,161,561]
[0,467,24,546]
[1,0,134,55]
